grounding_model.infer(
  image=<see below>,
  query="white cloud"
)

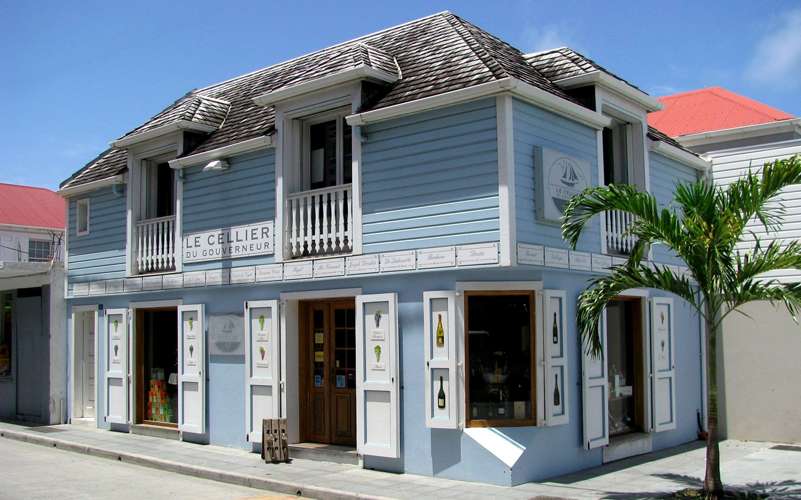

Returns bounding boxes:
[522,23,580,53]
[747,8,801,87]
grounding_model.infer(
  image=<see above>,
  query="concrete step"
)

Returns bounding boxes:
[130,424,179,440]
[288,442,359,465]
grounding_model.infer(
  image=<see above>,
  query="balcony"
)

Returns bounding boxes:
[135,215,177,274]
[286,184,352,259]
[605,210,636,255]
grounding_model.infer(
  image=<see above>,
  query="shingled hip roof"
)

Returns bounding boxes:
[59,11,691,190]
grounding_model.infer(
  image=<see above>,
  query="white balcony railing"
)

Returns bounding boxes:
[605,210,636,255]
[136,215,177,274]
[286,184,353,259]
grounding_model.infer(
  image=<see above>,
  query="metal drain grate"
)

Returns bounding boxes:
[771,444,801,452]
[26,426,65,433]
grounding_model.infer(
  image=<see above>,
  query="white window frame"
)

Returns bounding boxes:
[274,83,364,262]
[125,139,182,276]
[301,107,352,191]
[27,238,53,262]
[77,198,90,236]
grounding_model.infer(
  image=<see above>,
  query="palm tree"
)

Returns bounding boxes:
[561,155,801,498]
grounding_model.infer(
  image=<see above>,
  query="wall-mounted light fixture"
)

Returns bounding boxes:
[203,159,230,172]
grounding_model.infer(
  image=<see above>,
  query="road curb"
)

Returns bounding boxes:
[0,428,390,500]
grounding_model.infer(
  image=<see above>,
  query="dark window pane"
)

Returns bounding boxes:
[343,118,352,184]
[467,294,533,423]
[310,120,337,189]
[155,164,175,217]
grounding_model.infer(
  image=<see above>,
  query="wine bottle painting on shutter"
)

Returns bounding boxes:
[553,373,560,407]
[435,313,445,348]
[437,375,446,409]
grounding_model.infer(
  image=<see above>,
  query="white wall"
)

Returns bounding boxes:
[719,301,801,443]
[706,139,801,283]
[0,227,64,263]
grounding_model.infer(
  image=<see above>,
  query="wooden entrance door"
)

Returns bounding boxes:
[301,300,356,446]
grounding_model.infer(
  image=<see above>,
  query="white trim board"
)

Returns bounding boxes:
[346,77,611,130]
[59,175,125,197]
[649,140,710,171]
[169,135,274,169]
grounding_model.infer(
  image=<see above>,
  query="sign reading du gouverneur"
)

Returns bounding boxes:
[182,221,274,263]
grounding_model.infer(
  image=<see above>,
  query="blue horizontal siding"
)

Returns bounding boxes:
[67,187,127,282]
[650,152,699,265]
[182,149,276,271]
[362,98,500,254]
[513,98,601,253]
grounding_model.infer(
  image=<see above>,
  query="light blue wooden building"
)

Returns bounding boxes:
[59,12,710,485]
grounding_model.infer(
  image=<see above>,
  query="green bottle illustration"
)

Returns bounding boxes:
[189,344,194,358]
[113,344,118,358]
[435,314,445,348]
[113,319,119,333]
[188,316,194,332]
[552,312,559,344]
[259,346,266,360]
[553,374,561,407]
[258,314,265,331]
[437,376,446,409]
[374,345,381,363]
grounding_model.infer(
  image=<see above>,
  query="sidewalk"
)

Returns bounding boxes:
[1,421,799,499]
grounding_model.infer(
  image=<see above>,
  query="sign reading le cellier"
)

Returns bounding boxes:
[535,147,592,223]
[183,221,274,263]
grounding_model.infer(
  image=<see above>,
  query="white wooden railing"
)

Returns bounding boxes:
[605,210,636,255]
[286,184,353,258]
[136,215,177,273]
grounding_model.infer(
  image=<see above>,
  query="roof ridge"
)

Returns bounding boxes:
[523,46,569,58]
[442,12,509,80]
[194,11,452,95]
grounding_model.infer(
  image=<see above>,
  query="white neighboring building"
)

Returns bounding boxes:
[650,87,801,443]
[0,183,67,424]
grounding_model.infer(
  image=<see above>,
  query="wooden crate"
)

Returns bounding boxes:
[261,418,289,463]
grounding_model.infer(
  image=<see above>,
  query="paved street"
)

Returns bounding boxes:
[0,438,294,500]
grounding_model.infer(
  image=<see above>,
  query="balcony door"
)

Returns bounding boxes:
[300,299,356,446]
[141,161,175,219]
[136,160,177,274]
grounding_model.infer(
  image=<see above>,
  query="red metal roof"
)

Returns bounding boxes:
[648,87,794,137]
[0,183,65,230]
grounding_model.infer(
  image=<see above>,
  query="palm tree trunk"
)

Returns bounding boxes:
[704,310,723,497]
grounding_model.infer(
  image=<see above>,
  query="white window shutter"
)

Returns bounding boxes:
[104,308,128,424]
[582,308,609,449]
[544,290,569,426]
[355,293,400,458]
[244,300,281,442]
[423,291,458,429]
[178,304,205,435]
[650,297,677,432]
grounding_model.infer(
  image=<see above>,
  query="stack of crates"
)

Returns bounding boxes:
[261,419,289,463]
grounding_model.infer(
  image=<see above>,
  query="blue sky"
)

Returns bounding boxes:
[2,1,800,189]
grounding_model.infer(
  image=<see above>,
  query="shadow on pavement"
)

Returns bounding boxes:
[602,473,801,499]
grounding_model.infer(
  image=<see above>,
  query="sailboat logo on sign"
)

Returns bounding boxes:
[548,156,589,214]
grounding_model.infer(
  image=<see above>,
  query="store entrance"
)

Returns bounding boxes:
[606,297,646,437]
[135,308,178,428]
[299,300,356,446]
